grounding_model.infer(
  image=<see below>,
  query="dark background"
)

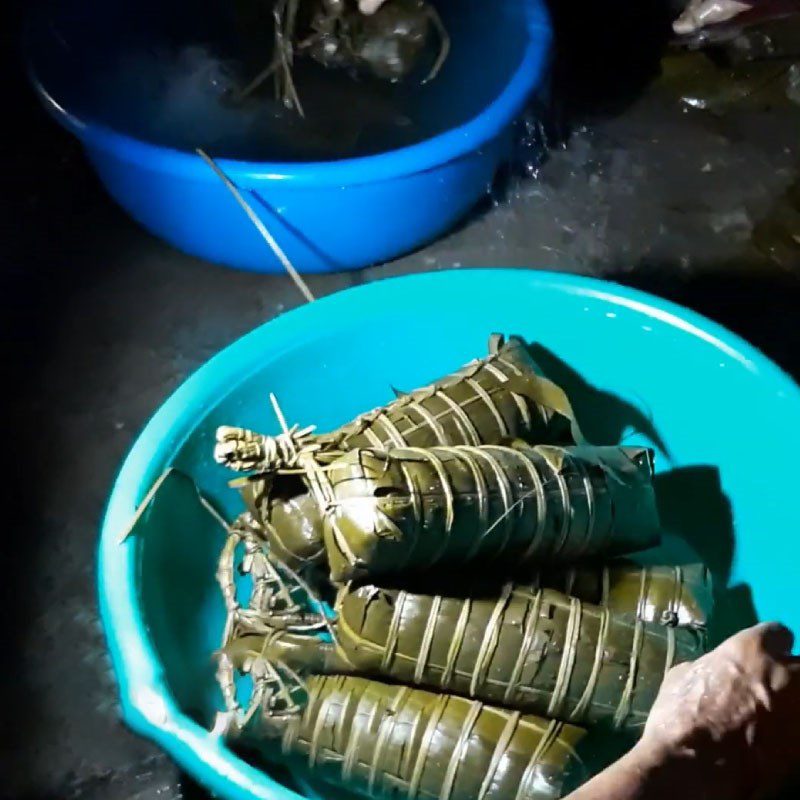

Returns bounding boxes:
[3,0,800,797]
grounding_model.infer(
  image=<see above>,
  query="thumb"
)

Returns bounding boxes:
[756,622,795,659]
[717,622,795,660]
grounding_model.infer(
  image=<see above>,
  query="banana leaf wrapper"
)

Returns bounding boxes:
[248,486,327,569]
[236,674,588,800]
[320,583,703,731]
[244,334,577,570]
[535,563,713,629]
[315,334,577,452]
[321,443,660,582]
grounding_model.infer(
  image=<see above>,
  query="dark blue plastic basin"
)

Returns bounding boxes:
[27,0,551,273]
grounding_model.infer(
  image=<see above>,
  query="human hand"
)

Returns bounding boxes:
[358,0,389,14]
[638,623,800,800]
[673,0,754,35]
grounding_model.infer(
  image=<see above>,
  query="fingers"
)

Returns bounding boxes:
[672,0,753,35]
[719,622,795,661]
[358,0,387,14]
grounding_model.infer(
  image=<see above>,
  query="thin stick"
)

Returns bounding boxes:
[196,148,315,303]
[274,5,305,116]
[118,467,175,543]
[423,7,451,84]
[236,58,281,103]
[196,490,230,533]
[270,392,292,435]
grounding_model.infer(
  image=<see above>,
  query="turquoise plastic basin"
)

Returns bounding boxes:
[99,269,800,799]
